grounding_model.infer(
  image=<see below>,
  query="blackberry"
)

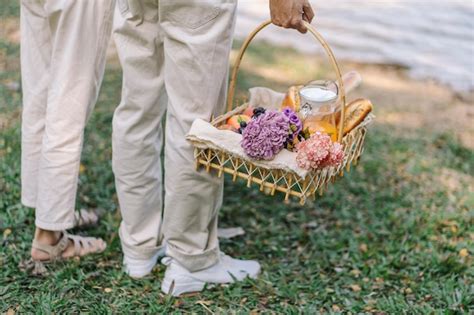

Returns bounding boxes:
[253,107,266,118]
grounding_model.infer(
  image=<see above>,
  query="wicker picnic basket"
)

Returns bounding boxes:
[191,20,373,205]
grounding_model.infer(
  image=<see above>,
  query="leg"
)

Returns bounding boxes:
[34,0,115,230]
[23,0,114,261]
[160,0,236,271]
[159,2,261,296]
[112,0,165,276]
[21,0,107,228]
[20,0,51,208]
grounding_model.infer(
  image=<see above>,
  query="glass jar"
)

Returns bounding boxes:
[299,80,339,141]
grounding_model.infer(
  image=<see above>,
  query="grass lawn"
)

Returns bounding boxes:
[1,2,473,313]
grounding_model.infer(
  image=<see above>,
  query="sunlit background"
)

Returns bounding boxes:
[237,0,474,93]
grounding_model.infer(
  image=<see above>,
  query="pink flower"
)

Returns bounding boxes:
[296,132,344,170]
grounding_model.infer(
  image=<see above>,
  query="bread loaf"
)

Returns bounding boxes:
[338,98,373,135]
[280,85,303,112]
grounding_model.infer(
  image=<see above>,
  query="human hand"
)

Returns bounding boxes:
[269,0,315,33]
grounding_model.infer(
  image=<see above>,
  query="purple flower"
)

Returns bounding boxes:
[241,110,290,160]
[282,107,303,141]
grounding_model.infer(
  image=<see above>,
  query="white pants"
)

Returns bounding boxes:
[20,0,115,230]
[113,0,237,271]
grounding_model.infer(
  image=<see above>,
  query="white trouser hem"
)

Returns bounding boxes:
[21,198,36,208]
[121,242,165,261]
[119,227,165,260]
[35,219,75,231]
[166,243,220,273]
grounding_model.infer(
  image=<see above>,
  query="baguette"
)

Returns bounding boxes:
[338,98,373,135]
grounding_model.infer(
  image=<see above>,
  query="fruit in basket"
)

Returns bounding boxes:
[280,85,303,112]
[303,120,338,142]
[243,106,255,117]
[336,98,373,136]
[252,107,266,118]
[238,121,248,134]
[227,114,251,130]
[218,124,238,132]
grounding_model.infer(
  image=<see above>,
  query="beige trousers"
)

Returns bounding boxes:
[20,0,115,230]
[113,0,237,271]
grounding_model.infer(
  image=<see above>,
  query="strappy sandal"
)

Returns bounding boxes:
[22,232,106,276]
[73,208,103,228]
[31,232,106,262]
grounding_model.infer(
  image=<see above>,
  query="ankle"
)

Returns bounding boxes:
[34,228,61,245]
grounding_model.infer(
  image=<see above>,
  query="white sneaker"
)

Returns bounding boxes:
[123,247,166,279]
[161,252,261,296]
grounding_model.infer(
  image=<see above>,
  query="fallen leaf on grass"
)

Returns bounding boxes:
[7,309,15,315]
[301,221,318,229]
[3,228,11,239]
[104,288,113,293]
[217,227,245,239]
[364,305,374,311]
[366,299,377,305]
[350,269,361,277]
[18,259,48,276]
[196,300,213,313]
[332,304,341,311]
[359,243,368,253]
[459,248,469,257]
[349,284,362,292]
[79,164,86,174]
[440,220,457,227]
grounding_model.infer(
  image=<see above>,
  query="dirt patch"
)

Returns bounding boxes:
[0,17,20,44]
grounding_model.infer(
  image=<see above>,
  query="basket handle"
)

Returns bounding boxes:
[227,20,347,143]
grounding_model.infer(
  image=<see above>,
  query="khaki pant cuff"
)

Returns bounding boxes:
[21,198,36,208]
[35,219,75,231]
[166,244,220,272]
[120,241,164,261]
